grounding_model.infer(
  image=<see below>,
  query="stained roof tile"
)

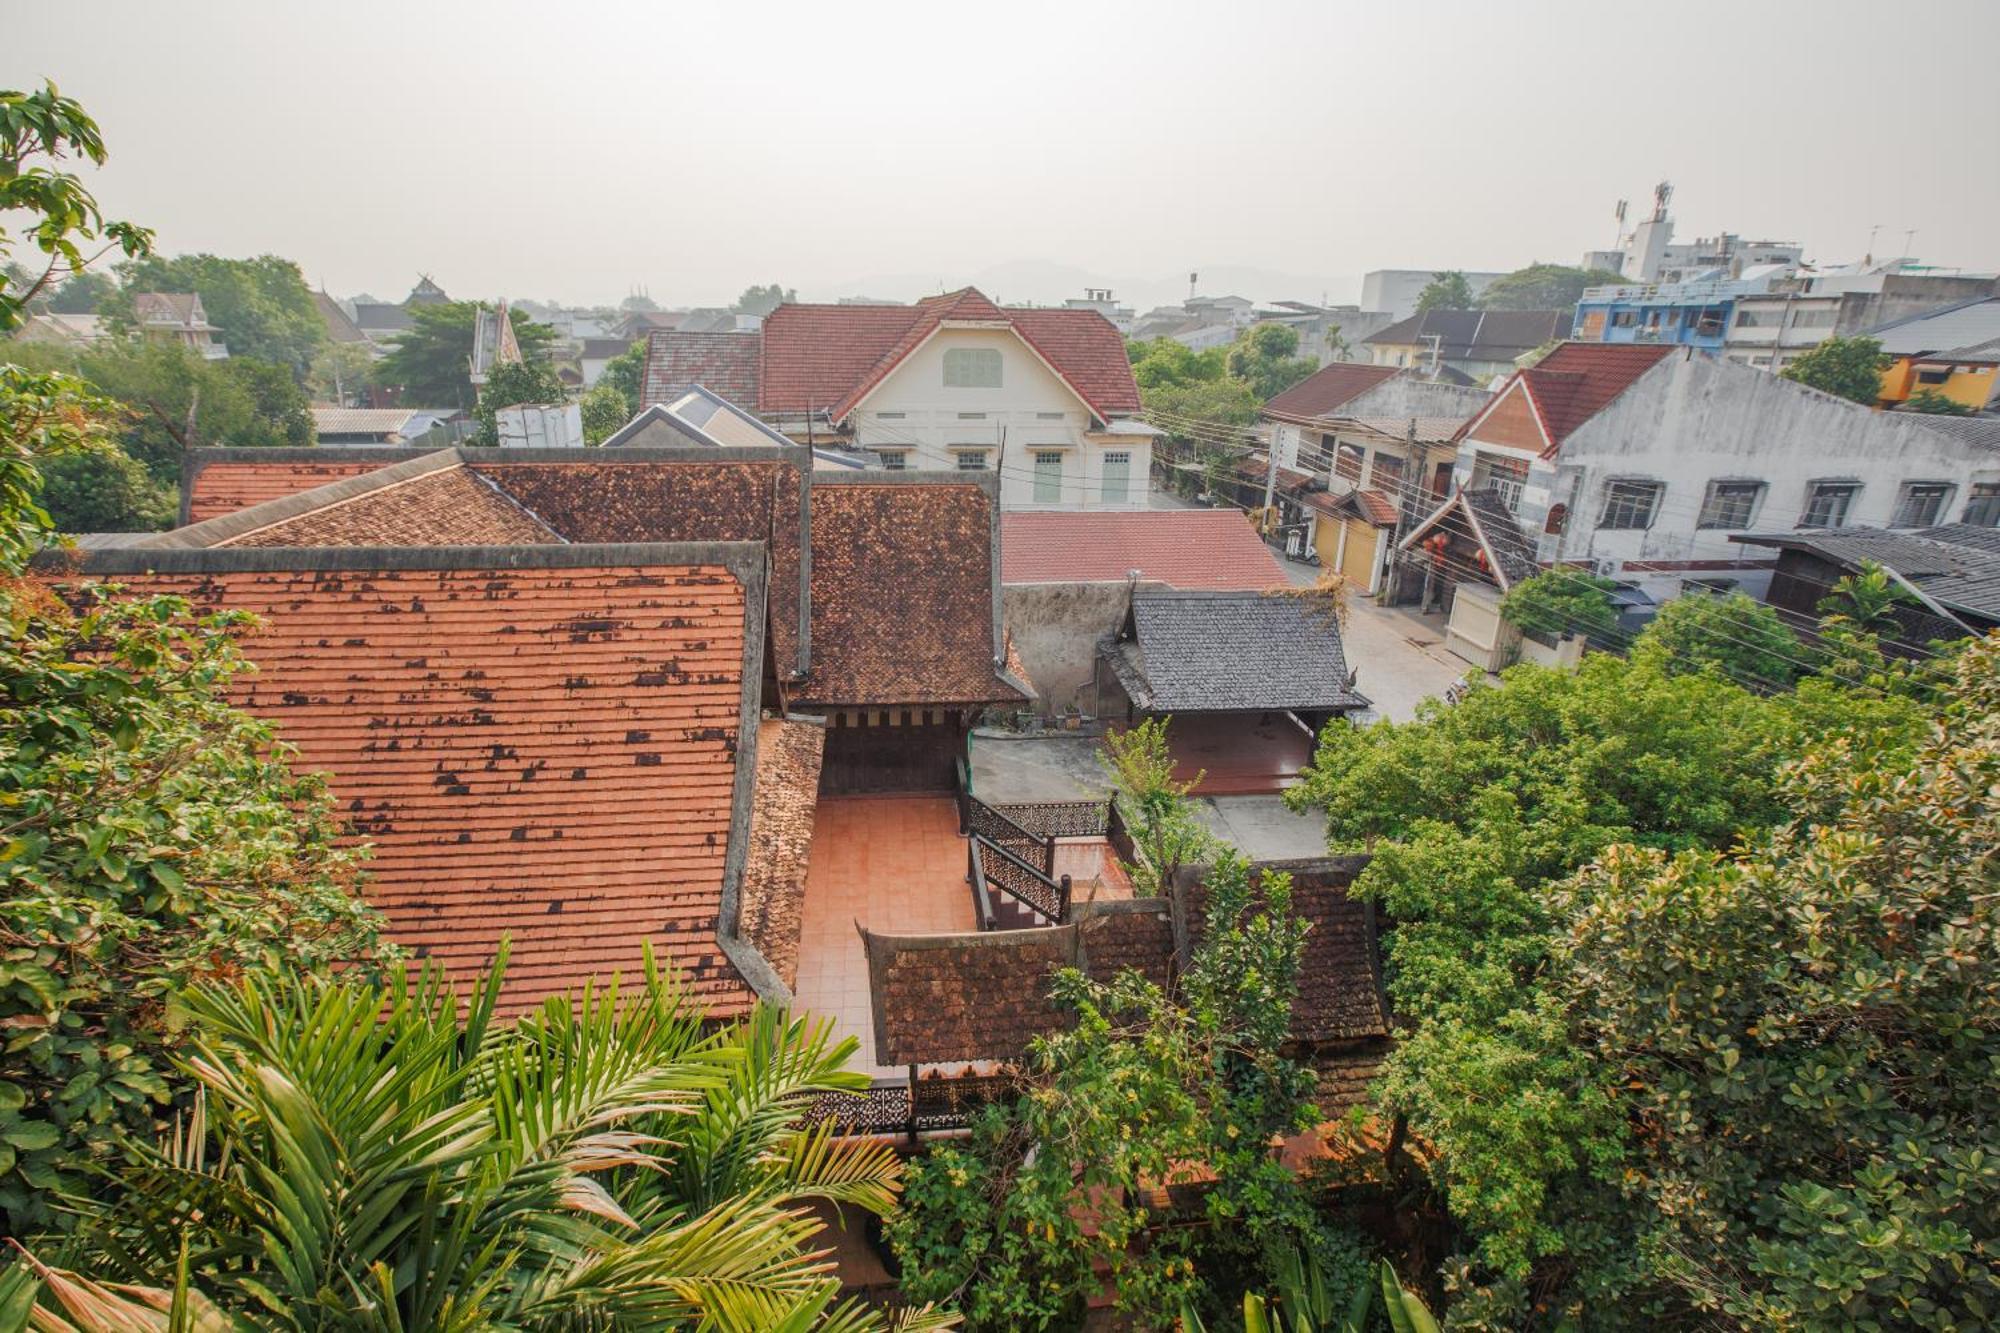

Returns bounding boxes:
[640,331,762,408]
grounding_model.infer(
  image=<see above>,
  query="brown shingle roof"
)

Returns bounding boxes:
[471,459,809,676]
[1262,363,1401,420]
[797,479,1024,707]
[223,466,560,548]
[640,331,762,408]
[77,550,765,1017]
[863,924,1079,1066]
[186,454,417,523]
[739,718,826,991]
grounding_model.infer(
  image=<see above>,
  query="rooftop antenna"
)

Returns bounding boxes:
[1613,198,1628,248]
[1188,271,1199,303]
[1902,228,1917,262]
[1865,223,1881,266]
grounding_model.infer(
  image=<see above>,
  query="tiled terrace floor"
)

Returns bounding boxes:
[793,796,977,1076]
[792,795,1132,1076]
[1135,713,1315,796]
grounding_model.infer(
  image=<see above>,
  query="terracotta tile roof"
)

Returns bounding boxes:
[223,466,560,548]
[739,718,826,991]
[1262,363,1401,420]
[1184,856,1388,1045]
[758,288,1140,423]
[1303,486,1400,528]
[187,456,409,523]
[797,480,1024,707]
[1511,342,1674,449]
[640,331,762,408]
[862,924,1079,1066]
[98,556,761,1017]
[1001,510,1286,590]
[1076,901,1174,989]
[472,460,808,676]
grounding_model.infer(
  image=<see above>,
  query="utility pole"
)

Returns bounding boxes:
[1261,432,1280,527]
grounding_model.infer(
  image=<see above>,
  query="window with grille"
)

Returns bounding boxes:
[1033,451,1063,502]
[1697,480,1764,530]
[1892,481,1953,528]
[1801,481,1858,529]
[954,450,990,471]
[1598,480,1663,530]
[1965,483,2000,527]
[1101,451,1131,504]
[876,450,909,471]
[1369,452,1406,494]
[1789,308,1836,329]
[943,347,1003,388]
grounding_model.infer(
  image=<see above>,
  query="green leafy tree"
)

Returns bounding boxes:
[1903,388,1976,415]
[34,445,175,531]
[1226,324,1319,401]
[1477,264,1626,311]
[10,339,315,483]
[891,854,1338,1330]
[0,365,123,566]
[1287,649,1941,1326]
[596,336,648,415]
[1128,337,1229,391]
[375,300,557,408]
[1099,717,1214,895]
[1816,560,1914,635]
[734,282,797,316]
[306,336,377,405]
[0,83,153,334]
[1499,569,1618,642]
[108,253,324,375]
[1631,589,1803,690]
[1524,633,2000,1328]
[1780,334,1890,405]
[7,953,953,1331]
[0,584,387,1230]
[474,357,572,445]
[44,270,114,314]
[580,382,630,444]
[1414,271,1475,313]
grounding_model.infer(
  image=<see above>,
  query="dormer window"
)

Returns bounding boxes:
[944,347,1002,388]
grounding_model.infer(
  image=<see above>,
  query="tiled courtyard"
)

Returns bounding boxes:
[791,794,1133,1075]
[793,796,977,1075]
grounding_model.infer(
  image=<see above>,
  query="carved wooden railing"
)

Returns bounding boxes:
[991,800,1111,840]
[973,832,1071,926]
[966,795,1054,877]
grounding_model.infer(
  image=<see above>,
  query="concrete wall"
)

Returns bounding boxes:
[1455,349,2000,597]
[1002,580,1163,718]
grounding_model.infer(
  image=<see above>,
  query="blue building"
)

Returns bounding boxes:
[1572,276,1774,352]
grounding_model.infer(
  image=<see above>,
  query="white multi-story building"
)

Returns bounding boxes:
[1404,342,2000,602]
[639,287,1155,511]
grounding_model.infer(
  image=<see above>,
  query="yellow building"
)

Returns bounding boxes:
[1869,297,2000,412]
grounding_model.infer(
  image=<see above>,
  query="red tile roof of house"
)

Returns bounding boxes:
[222,466,560,547]
[163,448,1023,710]
[757,288,1141,423]
[102,554,762,1016]
[640,330,762,408]
[1511,342,1674,450]
[1261,363,1401,421]
[1001,510,1286,590]
[186,456,412,523]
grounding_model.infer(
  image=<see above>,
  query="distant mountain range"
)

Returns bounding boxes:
[816,259,1367,313]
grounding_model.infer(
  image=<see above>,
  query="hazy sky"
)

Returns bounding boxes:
[10,0,1999,310]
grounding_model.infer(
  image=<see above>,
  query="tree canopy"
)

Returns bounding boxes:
[44,269,114,313]
[596,336,648,416]
[1499,569,1619,643]
[1225,323,1319,400]
[1780,334,1890,405]
[0,83,153,334]
[1478,263,1627,311]
[1904,388,1976,415]
[1287,639,1955,1327]
[1630,588,1804,690]
[733,282,796,316]
[1414,271,1475,313]
[109,252,325,375]
[473,357,571,445]
[374,300,557,409]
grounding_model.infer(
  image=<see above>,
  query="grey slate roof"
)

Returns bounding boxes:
[1903,414,2000,453]
[1864,297,2000,356]
[1732,524,2000,623]
[1464,488,1541,587]
[1102,589,1368,713]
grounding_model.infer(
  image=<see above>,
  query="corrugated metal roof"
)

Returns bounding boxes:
[1866,298,2000,355]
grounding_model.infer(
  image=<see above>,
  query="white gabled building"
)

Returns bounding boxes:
[640,288,1155,511]
[1404,342,2000,602]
